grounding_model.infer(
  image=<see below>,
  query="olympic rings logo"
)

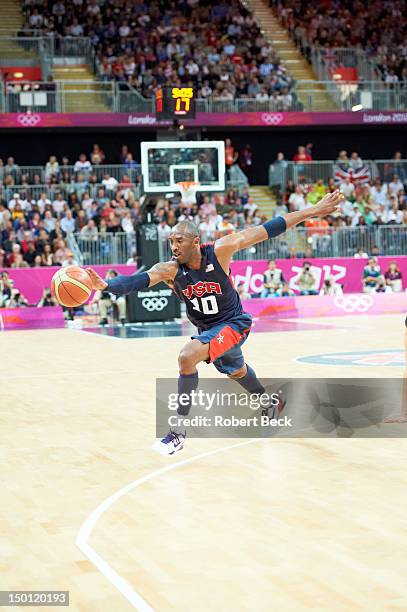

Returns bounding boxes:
[17,114,41,127]
[141,297,168,311]
[334,295,374,313]
[261,113,283,125]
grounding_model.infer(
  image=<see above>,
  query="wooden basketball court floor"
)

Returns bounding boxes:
[1,313,406,612]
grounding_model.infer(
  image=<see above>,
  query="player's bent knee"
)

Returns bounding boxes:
[178,340,210,373]
[228,365,247,379]
[178,347,199,371]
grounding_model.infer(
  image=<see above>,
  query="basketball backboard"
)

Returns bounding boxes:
[140,140,225,194]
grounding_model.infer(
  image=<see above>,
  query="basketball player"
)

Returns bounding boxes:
[87,190,344,455]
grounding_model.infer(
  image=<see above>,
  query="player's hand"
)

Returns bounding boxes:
[313,190,344,217]
[86,267,108,291]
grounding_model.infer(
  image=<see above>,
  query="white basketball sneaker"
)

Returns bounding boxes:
[262,391,287,421]
[152,430,186,456]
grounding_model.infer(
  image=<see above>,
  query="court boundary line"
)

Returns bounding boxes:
[76,438,261,611]
[294,348,404,367]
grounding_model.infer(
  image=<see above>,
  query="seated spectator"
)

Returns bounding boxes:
[354,247,369,258]
[243,197,258,217]
[319,277,343,296]
[60,210,76,234]
[363,258,384,293]
[276,282,295,297]
[384,262,403,293]
[126,250,138,265]
[217,214,235,237]
[52,194,67,216]
[37,192,52,214]
[8,193,22,211]
[10,248,28,268]
[298,261,318,295]
[308,179,328,205]
[53,239,69,265]
[278,87,293,110]
[74,154,92,175]
[292,145,312,163]
[369,179,388,207]
[62,251,79,267]
[0,271,13,307]
[157,219,171,242]
[80,219,98,241]
[41,244,54,267]
[37,288,57,307]
[339,177,355,200]
[237,282,251,300]
[273,201,288,217]
[386,201,403,224]
[43,210,57,233]
[350,152,364,171]
[102,174,119,193]
[388,174,404,197]
[23,241,39,267]
[45,155,60,182]
[288,185,306,211]
[261,260,285,298]
[90,144,105,165]
[5,288,29,307]
[94,269,126,326]
[5,157,20,181]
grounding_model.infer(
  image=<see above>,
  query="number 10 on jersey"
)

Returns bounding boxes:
[190,295,219,314]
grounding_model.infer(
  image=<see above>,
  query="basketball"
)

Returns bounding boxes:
[51,266,92,307]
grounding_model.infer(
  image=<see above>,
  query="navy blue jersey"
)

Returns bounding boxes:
[173,243,244,330]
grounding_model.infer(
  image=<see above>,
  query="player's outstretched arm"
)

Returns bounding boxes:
[215,191,343,259]
[86,261,178,296]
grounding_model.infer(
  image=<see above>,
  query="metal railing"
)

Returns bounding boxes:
[57,80,116,112]
[70,226,406,266]
[159,226,407,261]
[0,36,95,71]
[0,181,141,203]
[3,79,115,113]
[310,47,377,83]
[269,159,407,191]
[295,80,407,112]
[0,163,142,185]
[72,231,135,265]
[2,79,406,113]
[305,47,407,110]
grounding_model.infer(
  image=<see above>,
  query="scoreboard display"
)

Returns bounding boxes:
[155,86,196,120]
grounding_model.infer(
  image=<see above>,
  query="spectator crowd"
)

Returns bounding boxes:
[273,0,407,85]
[0,139,263,270]
[20,0,295,105]
[1,142,406,272]
[271,149,407,232]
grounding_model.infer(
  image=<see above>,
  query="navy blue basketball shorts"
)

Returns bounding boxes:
[192,313,253,375]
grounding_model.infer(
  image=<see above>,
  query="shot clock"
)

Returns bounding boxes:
[155,86,196,120]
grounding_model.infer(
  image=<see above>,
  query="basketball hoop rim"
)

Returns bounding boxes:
[175,181,201,204]
[175,180,201,192]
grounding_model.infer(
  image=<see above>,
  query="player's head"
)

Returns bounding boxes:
[169,220,200,264]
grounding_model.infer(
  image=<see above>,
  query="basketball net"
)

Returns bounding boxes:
[176,181,200,205]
